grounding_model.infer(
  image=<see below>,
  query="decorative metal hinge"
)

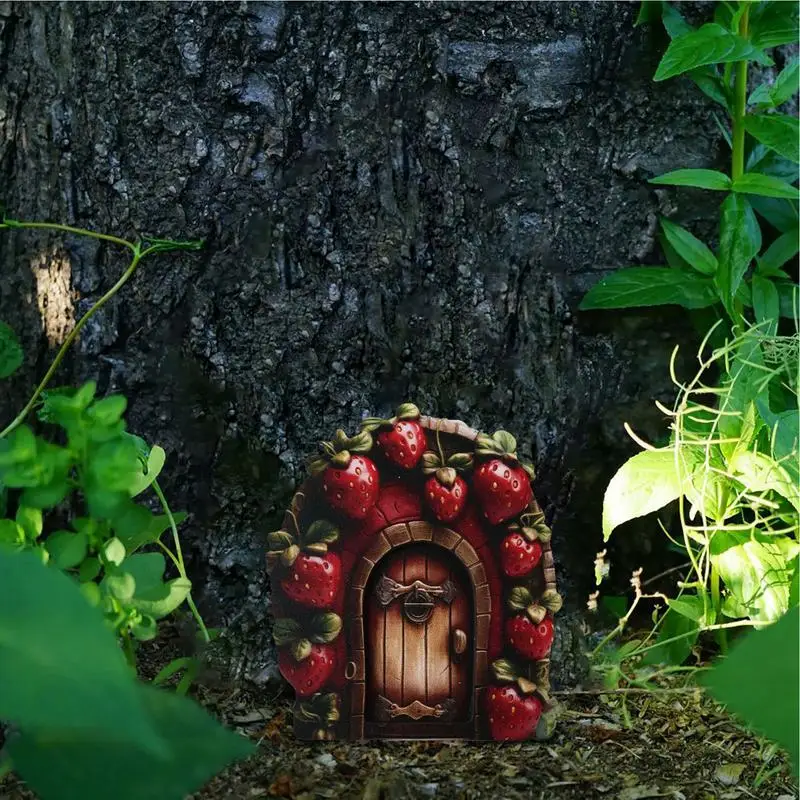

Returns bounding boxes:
[375,695,456,722]
[375,575,456,606]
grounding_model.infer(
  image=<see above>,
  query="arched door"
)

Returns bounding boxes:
[364,543,474,739]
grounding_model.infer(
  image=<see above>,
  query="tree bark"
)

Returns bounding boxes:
[0,1,723,687]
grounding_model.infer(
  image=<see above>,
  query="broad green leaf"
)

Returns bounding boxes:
[790,557,799,609]
[87,395,127,426]
[129,445,166,497]
[133,577,192,620]
[0,519,24,548]
[635,0,663,26]
[580,268,717,311]
[682,445,733,523]
[15,506,42,540]
[751,274,779,337]
[9,683,254,800]
[729,451,800,512]
[0,551,161,748]
[642,608,699,666]
[116,509,187,554]
[710,531,793,624]
[0,321,23,379]
[748,58,800,109]
[45,531,89,570]
[654,24,772,82]
[132,614,158,642]
[689,68,730,110]
[758,230,800,274]
[703,606,799,774]
[660,218,718,275]
[650,169,731,191]
[746,144,799,182]
[602,449,682,541]
[750,195,799,233]
[104,570,136,602]
[125,552,167,597]
[744,115,800,164]
[660,2,692,38]
[102,537,126,567]
[667,595,710,625]
[732,173,799,200]
[749,0,800,48]
[718,194,761,315]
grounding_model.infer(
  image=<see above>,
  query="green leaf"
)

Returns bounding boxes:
[102,537,126,567]
[667,595,710,625]
[650,169,731,191]
[0,321,23,379]
[689,68,730,110]
[15,506,42,540]
[304,519,339,547]
[751,274,780,337]
[749,0,800,48]
[602,449,682,541]
[132,614,158,642]
[744,115,800,164]
[732,173,800,200]
[0,550,161,749]
[87,395,127,427]
[104,570,136,602]
[660,3,692,38]
[660,219,718,275]
[710,531,793,624]
[748,57,800,109]
[133,577,192,620]
[758,229,800,274]
[635,0,663,26]
[703,606,799,775]
[728,450,800,512]
[8,682,253,800]
[272,617,302,647]
[642,608,699,666]
[0,519,24,548]
[750,195,799,233]
[776,281,799,318]
[125,552,167,595]
[309,612,342,644]
[45,531,89,570]
[718,194,761,315]
[78,557,101,583]
[580,268,718,311]
[654,24,772,82]
[129,445,166,497]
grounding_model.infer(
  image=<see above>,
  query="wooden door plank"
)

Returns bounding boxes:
[368,591,385,707]
[402,551,427,706]
[449,562,472,713]
[382,555,405,704]
[425,555,452,706]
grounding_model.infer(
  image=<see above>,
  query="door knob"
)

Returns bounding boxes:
[452,628,467,656]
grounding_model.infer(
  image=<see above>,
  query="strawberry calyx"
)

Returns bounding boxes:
[309,429,374,475]
[267,519,340,570]
[295,691,340,740]
[475,430,535,479]
[491,657,550,706]
[508,509,552,543]
[360,402,421,433]
[508,586,563,624]
[272,612,342,662]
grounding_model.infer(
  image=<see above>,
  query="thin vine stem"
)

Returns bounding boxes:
[0,219,136,252]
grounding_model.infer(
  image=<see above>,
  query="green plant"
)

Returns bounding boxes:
[0,216,209,675]
[580,0,798,330]
[0,549,252,800]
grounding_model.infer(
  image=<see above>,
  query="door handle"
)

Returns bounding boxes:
[452,628,467,656]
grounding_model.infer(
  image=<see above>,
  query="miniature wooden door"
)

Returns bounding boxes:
[267,405,561,743]
[365,543,473,739]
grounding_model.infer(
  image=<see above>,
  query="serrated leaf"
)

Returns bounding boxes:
[650,169,731,191]
[660,219,718,275]
[45,531,89,570]
[654,24,772,83]
[0,321,23,379]
[744,114,800,164]
[602,449,682,541]
[580,268,718,311]
[732,173,799,200]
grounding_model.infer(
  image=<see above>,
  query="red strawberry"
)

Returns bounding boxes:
[425,469,468,522]
[362,403,427,470]
[279,643,337,698]
[321,454,379,519]
[506,614,554,661]
[473,430,534,525]
[281,552,341,609]
[500,532,542,577]
[485,685,542,741]
[377,420,426,470]
[310,429,380,520]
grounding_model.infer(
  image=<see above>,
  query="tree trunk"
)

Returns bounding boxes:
[0,1,721,687]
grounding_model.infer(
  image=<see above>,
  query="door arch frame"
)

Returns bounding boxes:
[345,521,492,739]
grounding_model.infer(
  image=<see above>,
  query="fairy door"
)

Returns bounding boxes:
[364,543,474,738]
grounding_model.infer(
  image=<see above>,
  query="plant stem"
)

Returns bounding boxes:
[0,245,144,439]
[0,219,136,252]
[730,6,750,183]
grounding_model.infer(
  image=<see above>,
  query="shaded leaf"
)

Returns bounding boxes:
[744,115,800,164]
[718,194,761,315]
[751,274,779,337]
[580,268,717,311]
[650,169,731,191]
[660,218,718,275]
[0,321,23,379]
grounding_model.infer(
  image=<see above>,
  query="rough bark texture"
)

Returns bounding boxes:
[0,2,724,688]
